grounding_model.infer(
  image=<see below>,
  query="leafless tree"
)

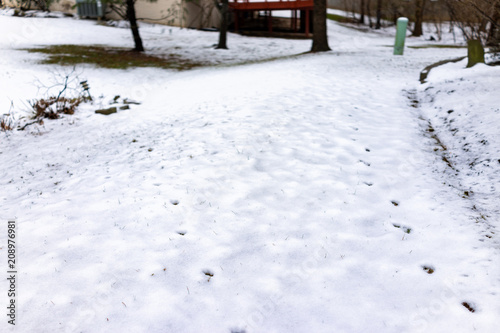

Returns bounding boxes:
[445,0,500,66]
[106,0,145,52]
[311,0,331,52]
[375,0,383,29]
[412,0,427,36]
[215,0,229,49]
[359,0,366,24]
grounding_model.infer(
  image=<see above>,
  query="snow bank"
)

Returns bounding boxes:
[418,59,500,223]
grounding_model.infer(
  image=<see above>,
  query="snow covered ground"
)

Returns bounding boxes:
[1,9,499,333]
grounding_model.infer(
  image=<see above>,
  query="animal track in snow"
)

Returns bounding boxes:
[203,270,214,282]
[422,265,435,274]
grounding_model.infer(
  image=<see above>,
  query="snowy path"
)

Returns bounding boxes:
[1,14,499,332]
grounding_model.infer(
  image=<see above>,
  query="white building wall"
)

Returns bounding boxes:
[3,0,220,28]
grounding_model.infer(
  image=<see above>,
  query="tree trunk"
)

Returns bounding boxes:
[486,2,500,46]
[359,0,365,25]
[311,0,331,52]
[217,0,229,49]
[391,4,398,25]
[375,0,382,29]
[412,0,426,37]
[126,0,144,52]
[366,0,373,28]
[466,39,485,67]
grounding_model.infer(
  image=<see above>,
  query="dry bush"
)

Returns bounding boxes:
[3,68,94,131]
[29,96,89,120]
[27,67,92,123]
[1,114,14,131]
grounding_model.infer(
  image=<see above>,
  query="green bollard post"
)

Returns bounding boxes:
[394,17,409,55]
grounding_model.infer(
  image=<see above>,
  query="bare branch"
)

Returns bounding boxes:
[457,0,500,28]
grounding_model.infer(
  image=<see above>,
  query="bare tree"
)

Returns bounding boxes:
[106,0,145,52]
[443,0,500,66]
[487,1,500,47]
[375,0,383,29]
[412,0,427,36]
[104,0,183,52]
[311,0,331,52]
[215,0,229,49]
[359,0,366,24]
[126,0,144,51]
[366,0,373,27]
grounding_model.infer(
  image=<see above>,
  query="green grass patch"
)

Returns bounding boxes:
[408,44,466,49]
[23,44,204,70]
[327,13,357,24]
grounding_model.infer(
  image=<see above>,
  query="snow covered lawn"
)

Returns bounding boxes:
[1,10,499,333]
